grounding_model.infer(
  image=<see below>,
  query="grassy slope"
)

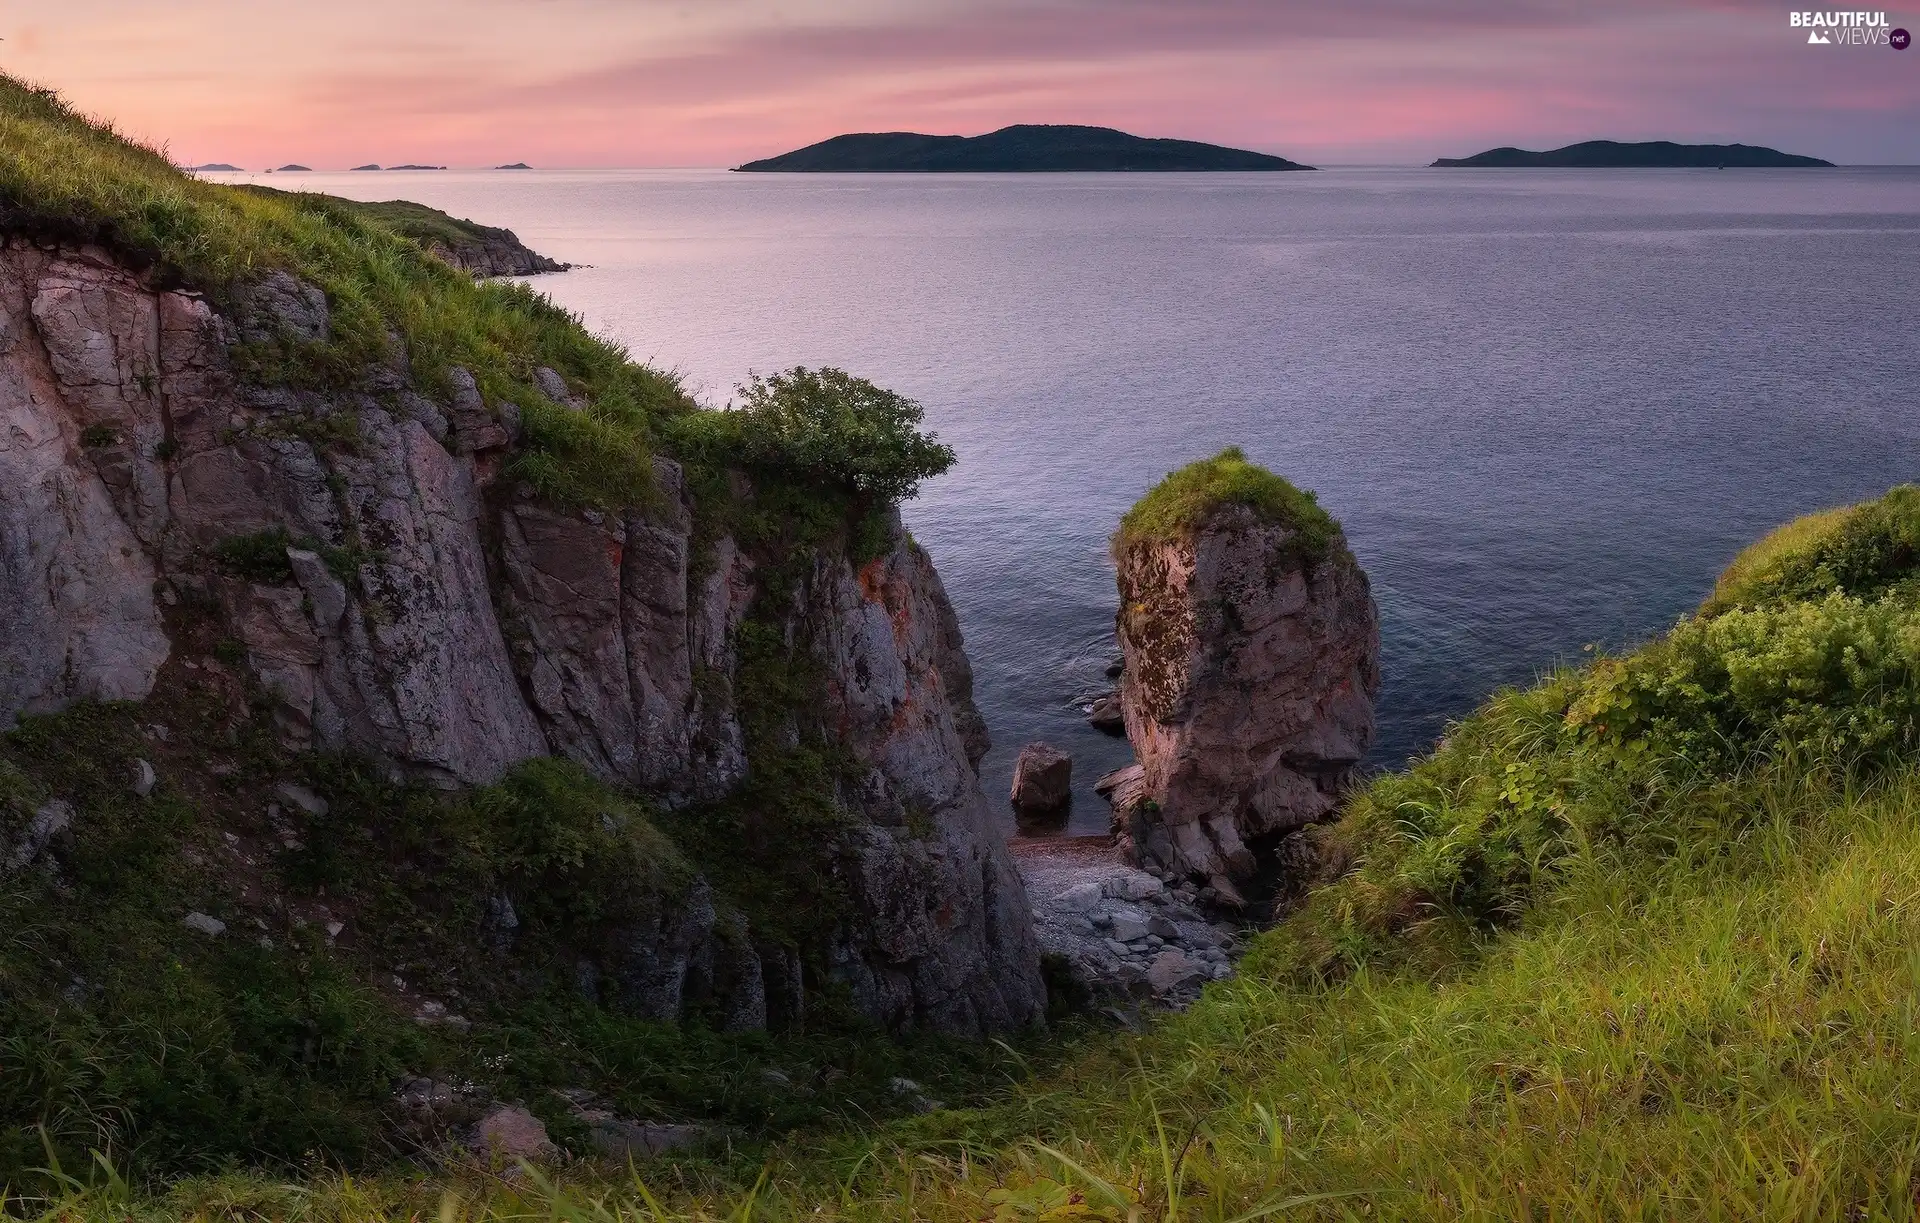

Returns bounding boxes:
[234,188,563,273]
[0,76,672,509]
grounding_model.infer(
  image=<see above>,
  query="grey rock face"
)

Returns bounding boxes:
[1010,742,1072,812]
[1113,504,1379,901]
[233,271,329,344]
[0,250,170,725]
[806,523,1045,1033]
[0,242,1041,1037]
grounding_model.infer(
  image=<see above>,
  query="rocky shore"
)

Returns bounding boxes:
[1013,836,1238,1010]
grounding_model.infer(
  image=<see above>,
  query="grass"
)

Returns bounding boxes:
[1118,447,1338,560]
[0,73,685,509]
[28,762,1920,1220]
[1704,484,1920,614]
[0,691,1069,1191]
[294,195,534,259]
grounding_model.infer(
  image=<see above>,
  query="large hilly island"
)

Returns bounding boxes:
[737,124,1314,171]
[1433,140,1833,168]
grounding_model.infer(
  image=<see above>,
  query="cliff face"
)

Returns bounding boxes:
[1113,504,1379,903]
[0,239,1041,1034]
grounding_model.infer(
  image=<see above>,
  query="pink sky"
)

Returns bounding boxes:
[11,0,1919,167]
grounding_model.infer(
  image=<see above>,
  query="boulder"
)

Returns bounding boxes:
[183,912,226,937]
[1085,691,1125,734]
[1113,473,1378,897]
[1147,949,1206,993]
[586,1117,705,1159]
[468,1104,556,1162]
[5,798,73,871]
[1053,881,1104,911]
[1010,742,1072,811]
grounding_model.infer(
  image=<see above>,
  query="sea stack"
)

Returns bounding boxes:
[1110,448,1378,904]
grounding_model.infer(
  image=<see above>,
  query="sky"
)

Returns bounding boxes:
[8,0,1918,168]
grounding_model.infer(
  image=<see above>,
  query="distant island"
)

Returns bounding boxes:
[737,124,1315,172]
[1432,140,1833,168]
[188,163,242,172]
[496,162,532,170]
[351,164,381,171]
[275,164,312,172]
[387,164,448,171]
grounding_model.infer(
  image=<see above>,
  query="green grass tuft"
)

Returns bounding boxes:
[1118,446,1338,558]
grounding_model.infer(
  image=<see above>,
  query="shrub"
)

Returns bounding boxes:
[1570,591,1920,771]
[468,757,691,929]
[1118,446,1338,559]
[211,529,295,583]
[669,367,955,505]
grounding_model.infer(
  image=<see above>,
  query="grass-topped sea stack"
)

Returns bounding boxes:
[1110,448,1378,906]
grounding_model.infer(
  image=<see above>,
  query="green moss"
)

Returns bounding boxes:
[1117,446,1338,557]
[212,528,295,583]
[1704,484,1920,614]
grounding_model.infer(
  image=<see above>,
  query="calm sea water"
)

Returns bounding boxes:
[231,167,1920,834]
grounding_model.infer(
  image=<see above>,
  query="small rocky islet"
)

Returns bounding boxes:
[1008,445,1381,1007]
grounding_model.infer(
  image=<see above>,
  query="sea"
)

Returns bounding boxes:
[216,166,1920,835]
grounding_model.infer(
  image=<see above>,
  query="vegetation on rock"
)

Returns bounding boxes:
[0,70,1023,1195]
[737,124,1314,173]
[1117,446,1338,559]
[670,367,955,507]
[1704,483,1920,613]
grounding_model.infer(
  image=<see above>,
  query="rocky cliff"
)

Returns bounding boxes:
[0,237,1041,1035]
[1110,451,1379,905]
